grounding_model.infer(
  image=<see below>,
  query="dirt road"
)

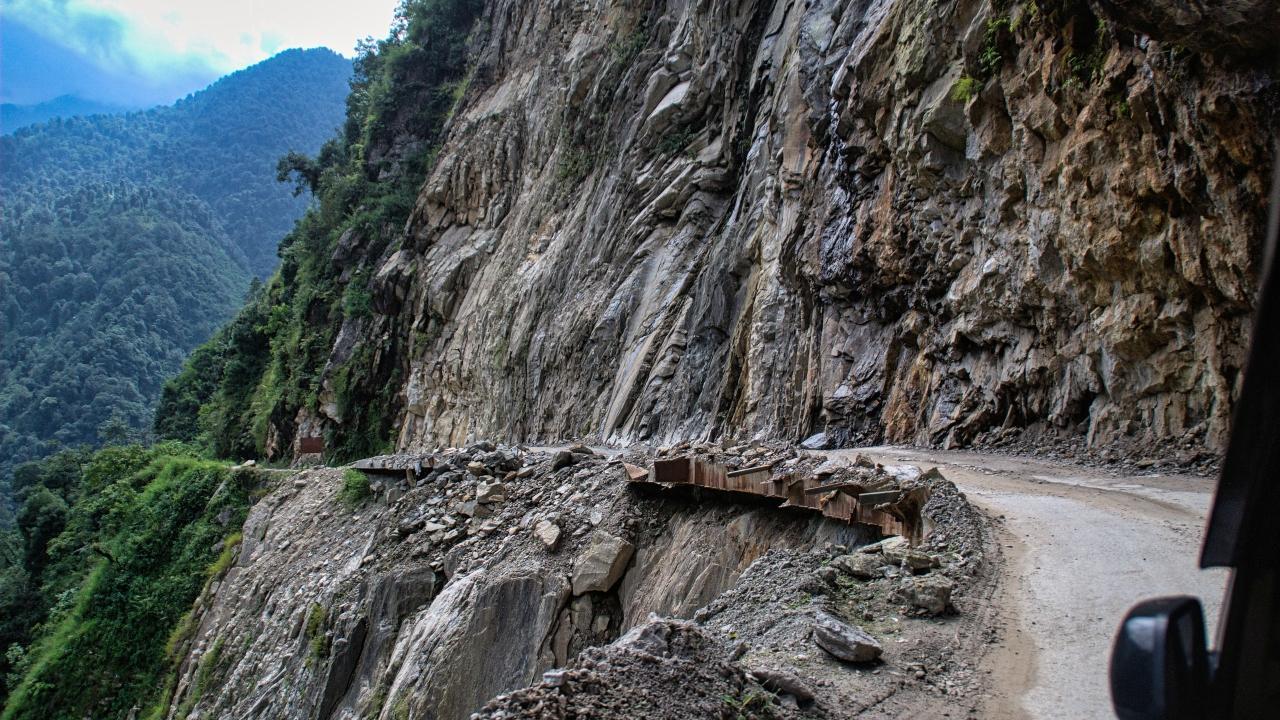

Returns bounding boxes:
[838,447,1229,719]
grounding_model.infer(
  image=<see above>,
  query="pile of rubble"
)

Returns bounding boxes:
[351,443,639,581]
[331,441,989,717]
[474,619,794,720]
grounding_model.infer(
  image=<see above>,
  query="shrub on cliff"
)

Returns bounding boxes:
[340,469,373,506]
[155,0,486,466]
[0,446,254,719]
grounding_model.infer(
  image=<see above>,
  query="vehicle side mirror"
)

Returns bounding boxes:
[1110,596,1210,720]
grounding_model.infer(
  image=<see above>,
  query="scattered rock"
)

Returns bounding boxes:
[551,450,576,471]
[859,536,937,571]
[894,549,940,573]
[533,520,562,551]
[749,667,815,705]
[800,432,829,450]
[859,536,906,555]
[570,531,634,594]
[622,462,649,481]
[812,610,882,663]
[895,574,955,616]
[476,481,506,504]
[397,517,427,537]
[813,459,844,476]
[832,553,885,579]
[466,461,489,476]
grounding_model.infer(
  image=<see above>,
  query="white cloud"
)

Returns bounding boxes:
[3,0,400,78]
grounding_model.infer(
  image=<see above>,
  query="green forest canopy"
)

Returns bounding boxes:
[0,48,352,486]
[1,4,485,714]
[0,444,257,718]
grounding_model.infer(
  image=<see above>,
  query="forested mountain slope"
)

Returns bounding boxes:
[0,96,131,136]
[0,48,351,484]
[1,48,353,276]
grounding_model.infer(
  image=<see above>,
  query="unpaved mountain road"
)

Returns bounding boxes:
[838,447,1229,720]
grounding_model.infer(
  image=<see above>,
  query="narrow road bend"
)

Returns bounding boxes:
[841,447,1229,719]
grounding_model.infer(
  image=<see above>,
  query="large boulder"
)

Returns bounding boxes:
[832,553,886,580]
[533,520,562,551]
[862,536,938,572]
[812,610,882,663]
[895,575,955,616]
[570,531,635,595]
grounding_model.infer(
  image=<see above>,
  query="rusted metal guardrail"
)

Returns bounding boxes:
[628,456,929,544]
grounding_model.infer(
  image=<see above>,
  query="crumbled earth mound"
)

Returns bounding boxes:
[471,446,994,719]
[475,619,792,719]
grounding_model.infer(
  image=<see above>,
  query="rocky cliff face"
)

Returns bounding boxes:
[303,0,1275,460]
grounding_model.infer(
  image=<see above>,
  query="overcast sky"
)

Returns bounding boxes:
[1,0,399,106]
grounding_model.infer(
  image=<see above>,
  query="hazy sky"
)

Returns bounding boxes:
[1,0,399,106]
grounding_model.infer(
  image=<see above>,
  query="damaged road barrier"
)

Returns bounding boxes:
[634,455,932,544]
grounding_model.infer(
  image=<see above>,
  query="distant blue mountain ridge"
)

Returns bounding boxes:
[0,95,135,135]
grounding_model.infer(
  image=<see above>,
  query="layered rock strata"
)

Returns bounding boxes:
[302,0,1275,459]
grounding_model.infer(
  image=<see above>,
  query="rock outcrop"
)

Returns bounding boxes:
[292,0,1275,462]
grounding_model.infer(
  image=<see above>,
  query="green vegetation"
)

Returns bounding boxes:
[206,532,244,581]
[657,127,697,158]
[306,602,330,661]
[1064,18,1110,89]
[340,469,373,507]
[367,680,391,719]
[174,633,224,718]
[156,0,485,466]
[0,2,486,716]
[0,444,255,717]
[1,49,352,277]
[0,186,250,483]
[979,16,1013,79]
[950,75,981,103]
[0,49,352,486]
[972,1,1114,89]
[609,28,649,65]
[722,690,773,719]
[557,144,597,185]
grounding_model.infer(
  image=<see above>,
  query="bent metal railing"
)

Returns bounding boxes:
[627,456,930,545]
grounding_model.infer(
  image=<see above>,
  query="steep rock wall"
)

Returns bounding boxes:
[310,0,1275,457]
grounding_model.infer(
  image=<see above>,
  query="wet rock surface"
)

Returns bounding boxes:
[269,0,1272,471]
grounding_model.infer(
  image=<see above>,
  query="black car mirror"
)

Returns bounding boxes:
[1110,596,1210,720]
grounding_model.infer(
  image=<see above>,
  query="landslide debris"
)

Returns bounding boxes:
[164,442,990,720]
